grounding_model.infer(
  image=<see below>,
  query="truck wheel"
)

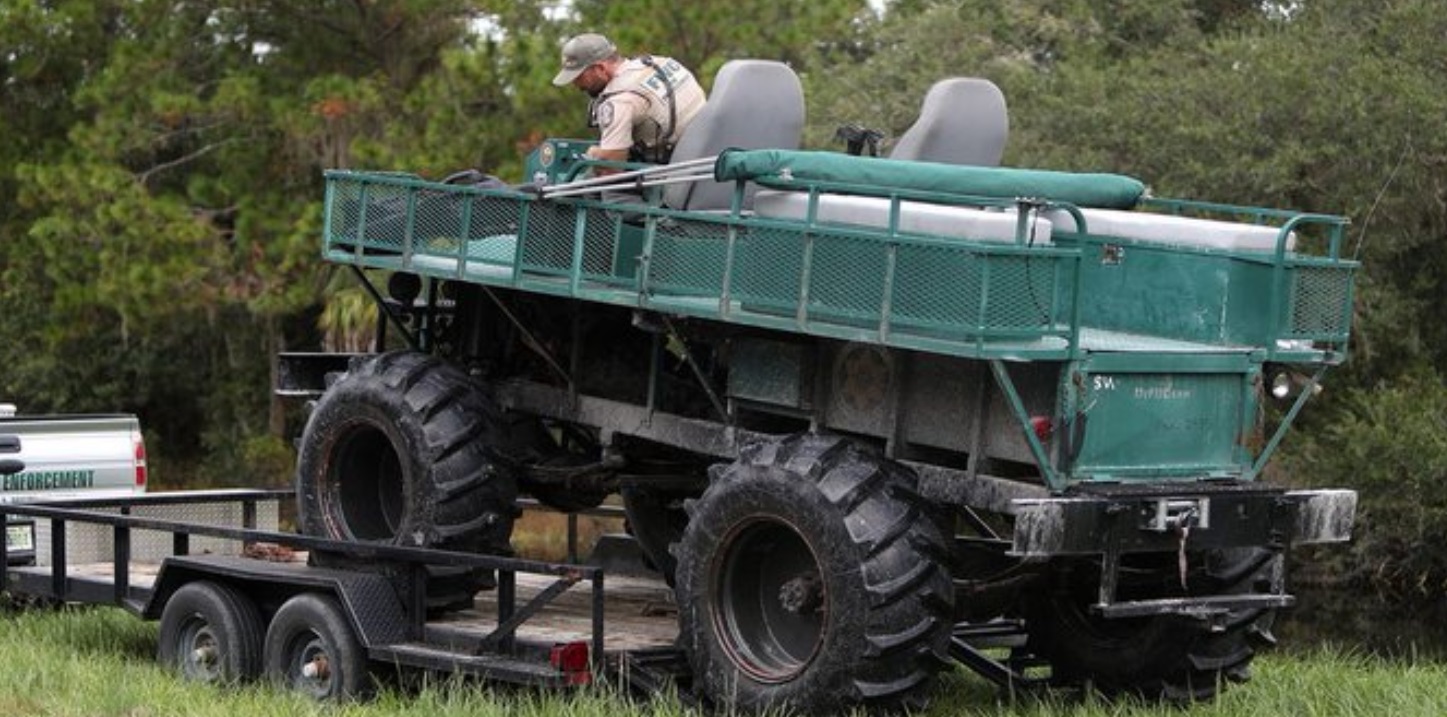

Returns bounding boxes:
[1026,548,1278,701]
[157,581,263,684]
[264,592,371,701]
[674,434,954,713]
[296,351,518,612]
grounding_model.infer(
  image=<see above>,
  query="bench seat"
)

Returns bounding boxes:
[752,190,1054,245]
[1043,207,1295,253]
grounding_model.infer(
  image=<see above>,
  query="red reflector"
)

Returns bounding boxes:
[133,431,148,488]
[549,641,591,685]
[1029,416,1053,442]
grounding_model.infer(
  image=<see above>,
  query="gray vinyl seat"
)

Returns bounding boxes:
[752,77,1038,244]
[663,60,806,211]
[888,77,1009,167]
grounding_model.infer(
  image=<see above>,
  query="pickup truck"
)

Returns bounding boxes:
[0,404,147,563]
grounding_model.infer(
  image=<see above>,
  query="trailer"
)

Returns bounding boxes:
[0,489,1063,702]
[0,489,697,699]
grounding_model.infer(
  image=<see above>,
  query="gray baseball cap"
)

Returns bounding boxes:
[552,33,616,86]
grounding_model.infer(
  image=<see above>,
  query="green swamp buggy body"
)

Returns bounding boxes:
[284,63,1357,712]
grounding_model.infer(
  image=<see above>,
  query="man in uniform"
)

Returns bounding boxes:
[552,33,707,173]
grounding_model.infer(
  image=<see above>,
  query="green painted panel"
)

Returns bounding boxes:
[1072,371,1250,478]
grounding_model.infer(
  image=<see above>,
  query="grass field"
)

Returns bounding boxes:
[2,603,1446,717]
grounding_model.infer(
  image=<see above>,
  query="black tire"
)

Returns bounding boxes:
[1026,548,1280,701]
[157,581,264,684]
[295,351,518,611]
[264,592,371,701]
[675,434,954,713]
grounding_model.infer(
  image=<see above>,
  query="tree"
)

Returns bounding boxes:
[566,0,874,87]
[2,0,491,485]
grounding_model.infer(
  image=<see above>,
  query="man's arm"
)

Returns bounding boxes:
[585,145,630,166]
[586,94,644,175]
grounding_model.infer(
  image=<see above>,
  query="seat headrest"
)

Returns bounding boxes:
[664,60,805,211]
[889,78,1009,167]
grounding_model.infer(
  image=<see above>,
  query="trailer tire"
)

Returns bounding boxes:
[157,581,264,684]
[265,592,371,700]
[1026,548,1278,702]
[296,351,518,612]
[675,434,954,713]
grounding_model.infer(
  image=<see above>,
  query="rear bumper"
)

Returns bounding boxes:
[1010,486,1356,558]
[1010,486,1354,622]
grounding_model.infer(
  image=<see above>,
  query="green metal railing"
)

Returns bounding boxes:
[320,170,1357,362]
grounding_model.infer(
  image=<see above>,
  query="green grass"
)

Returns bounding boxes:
[2,604,1445,717]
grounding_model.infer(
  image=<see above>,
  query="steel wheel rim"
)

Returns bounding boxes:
[712,517,826,683]
[179,616,221,681]
[287,633,335,698]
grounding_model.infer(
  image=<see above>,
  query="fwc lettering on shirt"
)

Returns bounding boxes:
[640,58,688,98]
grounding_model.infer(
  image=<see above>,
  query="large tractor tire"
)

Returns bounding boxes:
[1026,548,1280,702]
[674,433,954,714]
[296,351,518,612]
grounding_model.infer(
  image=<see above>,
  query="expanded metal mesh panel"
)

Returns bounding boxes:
[327,178,531,272]
[889,248,1062,336]
[731,225,807,314]
[892,244,986,332]
[984,255,1059,329]
[465,194,526,243]
[326,180,415,253]
[648,219,729,296]
[1288,265,1353,338]
[806,235,888,326]
[580,209,622,282]
[520,201,579,275]
[408,188,470,258]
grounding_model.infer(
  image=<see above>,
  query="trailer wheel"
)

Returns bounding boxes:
[157,581,263,684]
[296,351,518,611]
[1026,548,1278,701]
[674,434,954,713]
[264,593,371,701]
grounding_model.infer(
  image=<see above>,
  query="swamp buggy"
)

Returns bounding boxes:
[3,64,1357,713]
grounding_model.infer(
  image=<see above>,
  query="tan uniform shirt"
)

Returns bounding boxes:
[594,56,706,160]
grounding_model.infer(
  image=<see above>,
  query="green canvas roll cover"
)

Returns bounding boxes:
[714,149,1147,210]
